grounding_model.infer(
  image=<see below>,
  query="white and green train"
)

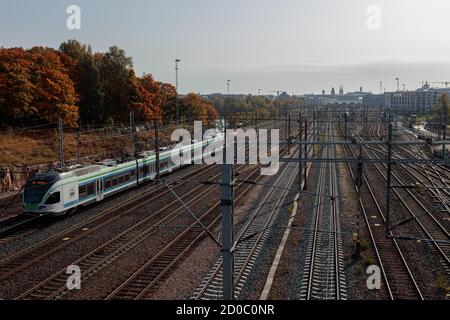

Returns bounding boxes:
[22,134,223,215]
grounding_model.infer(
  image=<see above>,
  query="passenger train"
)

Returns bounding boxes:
[22,133,224,216]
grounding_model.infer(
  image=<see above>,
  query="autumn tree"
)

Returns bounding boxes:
[158,82,178,123]
[0,42,221,129]
[28,47,78,126]
[0,47,78,127]
[0,48,34,126]
[132,74,162,123]
[180,93,219,125]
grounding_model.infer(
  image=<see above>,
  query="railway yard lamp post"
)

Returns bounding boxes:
[175,59,181,124]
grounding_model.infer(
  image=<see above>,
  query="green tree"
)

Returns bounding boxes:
[98,46,136,124]
[59,40,103,124]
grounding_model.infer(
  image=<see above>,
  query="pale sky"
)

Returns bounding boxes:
[1,0,450,94]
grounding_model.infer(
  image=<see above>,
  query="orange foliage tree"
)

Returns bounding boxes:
[132,74,163,123]
[180,93,219,125]
[0,47,78,127]
[29,47,78,126]
[1,42,221,129]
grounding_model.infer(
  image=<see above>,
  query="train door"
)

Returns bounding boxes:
[96,179,104,201]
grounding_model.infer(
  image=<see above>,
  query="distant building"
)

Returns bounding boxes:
[385,83,450,113]
[363,94,385,108]
[302,89,373,106]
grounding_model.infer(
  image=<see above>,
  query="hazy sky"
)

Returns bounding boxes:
[2,0,450,94]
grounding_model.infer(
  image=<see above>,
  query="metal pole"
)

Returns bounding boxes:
[304,118,308,190]
[298,112,303,191]
[58,118,64,169]
[285,109,288,133]
[154,119,160,182]
[385,118,393,239]
[221,115,234,300]
[175,59,180,124]
[287,114,291,154]
[357,145,363,190]
[130,111,135,156]
[344,112,348,141]
[221,162,234,300]
[273,110,276,129]
[355,145,363,256]
[76,126,81,165]
[442,106,447,159]
[255,110,259,153]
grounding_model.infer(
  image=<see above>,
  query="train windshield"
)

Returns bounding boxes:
[24,174,60,204]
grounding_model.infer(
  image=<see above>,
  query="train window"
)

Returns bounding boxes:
[87,183,95,195]
[112,178,118,186]
[105,180,112,189]
[45,192,60,205]
[79,185,87,197]
[130,169,136,178]
[119,176,124,184]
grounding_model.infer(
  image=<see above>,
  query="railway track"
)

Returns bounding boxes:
[14,124,294,299]
[356,131,450,276]
[191,123,321,300]
[0,163,223,283]
[103,125,306,300]
[299,122,346,300]
[342,127,424,300]
[192,160,297,299]
[17,162,260,300]
[104,165,264,300]
[0,215,41,245]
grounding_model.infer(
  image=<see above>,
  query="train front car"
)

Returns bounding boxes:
[22,173,63,215]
